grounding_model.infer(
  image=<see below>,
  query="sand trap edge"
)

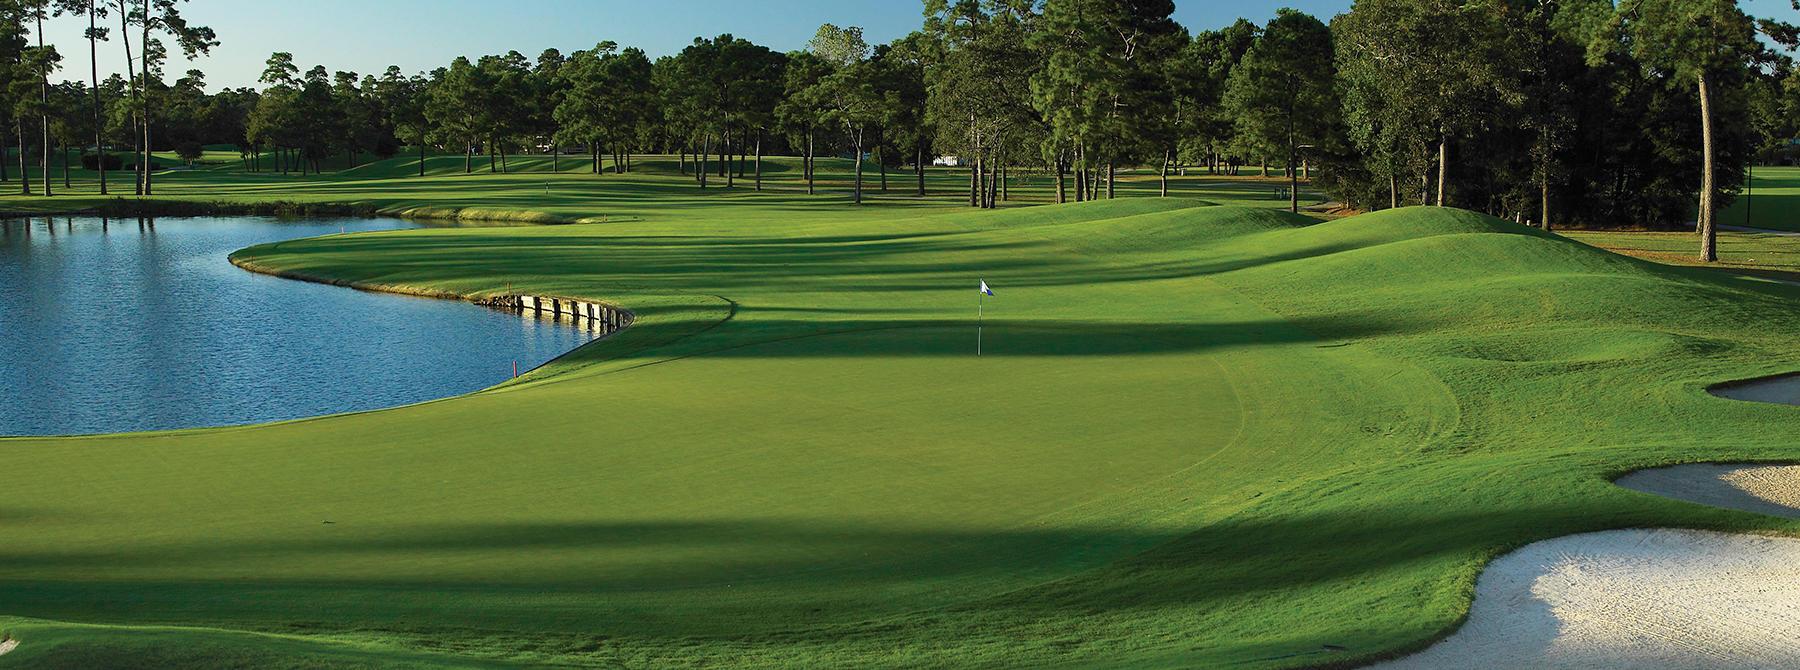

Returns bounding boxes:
[1617,463,1800,519]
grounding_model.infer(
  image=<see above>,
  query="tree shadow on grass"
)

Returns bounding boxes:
[633,317,1394,359]
[0,502,1608,637]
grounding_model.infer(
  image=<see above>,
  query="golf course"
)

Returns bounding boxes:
[0,154,1797,668]
[3,0,1799,665]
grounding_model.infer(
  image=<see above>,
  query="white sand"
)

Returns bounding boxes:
[1380,463,1800,669]
[1376,528,1800,669]
[0,637,17,656]
[1710,374,1800,406]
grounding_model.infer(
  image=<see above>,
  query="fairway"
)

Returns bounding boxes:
[4,192,1800,668]
[1723,166,1800,232]
[0,151,1330,223]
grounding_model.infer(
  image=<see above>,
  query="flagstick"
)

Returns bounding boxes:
[977,290,983,357]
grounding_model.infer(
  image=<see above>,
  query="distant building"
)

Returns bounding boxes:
[933,156,966,167]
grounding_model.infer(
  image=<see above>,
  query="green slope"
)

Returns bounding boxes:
[2,201,1798,668]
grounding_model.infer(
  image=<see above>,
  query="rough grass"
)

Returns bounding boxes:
[1566,228,1800,285]
[1,166,1798,667]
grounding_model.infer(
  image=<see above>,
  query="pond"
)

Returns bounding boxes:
[0,215,600,436]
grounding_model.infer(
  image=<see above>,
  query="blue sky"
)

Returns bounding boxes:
[39,0,1352,89]
[37,0,1800,90]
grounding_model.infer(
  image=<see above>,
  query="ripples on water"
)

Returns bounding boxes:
[0,216,599,436]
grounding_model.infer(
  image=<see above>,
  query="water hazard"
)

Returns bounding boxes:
[0,215,601,436]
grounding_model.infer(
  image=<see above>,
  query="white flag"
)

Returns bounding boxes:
[979,280,994,296]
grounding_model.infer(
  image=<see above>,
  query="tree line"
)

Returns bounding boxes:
[2,0,1797,259]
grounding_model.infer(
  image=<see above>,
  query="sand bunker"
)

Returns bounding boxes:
[1617,463,1800,519]
[0,636,17,656]
[1376,528,1800,669]
[1379,464,1800,668]
[1710,373,1800,406]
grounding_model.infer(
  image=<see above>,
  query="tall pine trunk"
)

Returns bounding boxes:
[1697,72,1717,262]
[89,0,106,194]
[978,155,987,208]
[1436,137,1449,208]
[1745,162,1753,228]
[977,154,987,208]
[1056,155,1067,204]
[139,6,151,195]
[1074,163,1084,202]
[1540,176,1551,231]
[18,117,30,195]
[851,131,864,205]
[1160,150,1170,197]
[968,158,979,207]
[1289,145,1300,213]
[119,5,140,194]
[915,145,925,197]
[754,130,762,191]
[1074,144,1085,202]
[988,156,997,207]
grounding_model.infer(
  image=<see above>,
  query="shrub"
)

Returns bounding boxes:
[175,142,205,163]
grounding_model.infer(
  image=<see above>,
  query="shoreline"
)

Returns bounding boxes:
[226,252,635,347]
[0,197,620,226]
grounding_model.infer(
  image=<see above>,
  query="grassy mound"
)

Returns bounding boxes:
[3,200,1798,668]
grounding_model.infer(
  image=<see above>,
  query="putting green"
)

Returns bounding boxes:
[3,198,1799,668]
